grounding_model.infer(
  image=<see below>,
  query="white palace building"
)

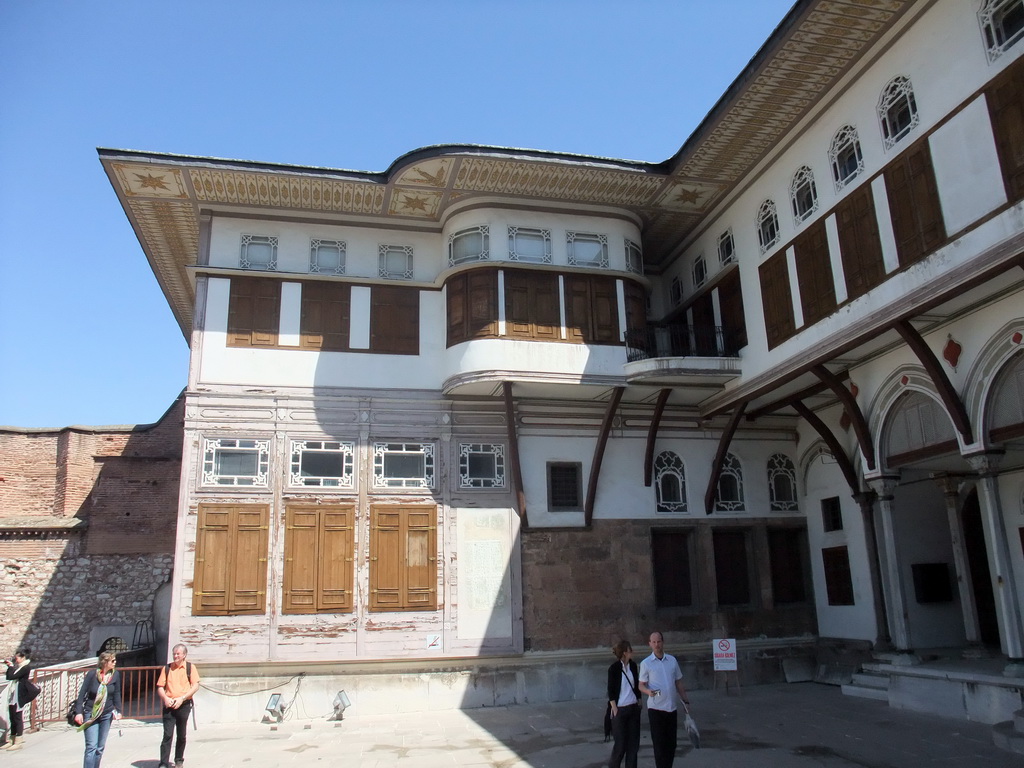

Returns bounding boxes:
[98,0,1024,730]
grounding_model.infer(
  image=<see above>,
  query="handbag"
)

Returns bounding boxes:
[24,680,41,703]
[66,701,78,727]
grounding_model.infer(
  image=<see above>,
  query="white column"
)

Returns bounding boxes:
[868,476,913,652]
[934,475,981,645]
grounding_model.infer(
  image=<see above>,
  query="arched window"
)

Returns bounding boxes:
[757,200,780,254]
[715,453,745,512]
[717,229,736,266]
[828,125,864,191]
[790,166,818,224]
[987,351,1024,442]
[692,255,707,289]
[878,76,919,150]
[884,390,956,467]
[980,0,1024,61]
[655,451,687,513]
[767,454,798,511]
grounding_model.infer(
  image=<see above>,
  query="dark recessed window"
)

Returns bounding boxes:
[548,462,582,511]
[821,497,843,532]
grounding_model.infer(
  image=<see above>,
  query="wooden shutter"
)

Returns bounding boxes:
[504,270,532,338]
[759,251,795,349]
[466,270,498,339]
[370,285,420,354]
[623,281,647,333]
[532,272,561,340]
[691,293,716,355]
[885,142,945,267]
[590,276,619,344]
[987,54,1024,202]
[229,505,269,613]
[300,281,350,351]
[717,270,746,351]
[318,507,355,612]
[193,504,268,616]
[564,275,591,343]
[228,277,280,348]
[446,273,468,346]
[836,185,885,300]
[283,507,319,613]
[369,505,437,612]
[793,221,836,326]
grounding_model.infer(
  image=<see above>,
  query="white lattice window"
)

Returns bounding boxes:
[878,76,919,150]
[767,454,798,511]
[567,232,609,267]
[202,438,270,487]
[714,453,745,512]
[885,391,955,459]
[508,226,552,263]
[373,442,435,488]
[670,275,683,306]
[378,244,414,279]
[980,0,1024,61]
[309,239,346,275]
[458,443,506,489]
[790,166,819,224]
[717,230,736,266]
[757,200,780,253]
[654,451,687,513]
[625,239,644,274]
[829,125,864,191]
[692,255,707,288]
[449,226,489,267]
[240,234,278,271]
[290,440,355,488]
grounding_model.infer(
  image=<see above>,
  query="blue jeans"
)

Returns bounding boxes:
[83,714,112,768]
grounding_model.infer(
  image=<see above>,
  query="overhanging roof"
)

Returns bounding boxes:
[99,0,915,340]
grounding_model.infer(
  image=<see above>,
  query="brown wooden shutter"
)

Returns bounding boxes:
[532,272,561,340]
[318,507,355,612]
[370,507,403,610]
[446,273,468,346]
[590,276,619,344]
[691,293,716,355]
[717,270,747,351]
[759,251,795,349]
[192,505,232,614]
[987,54,1024,202]
[504,270,532,338]
[228,277,279,347]
[300,282,350,351]
[623,281,647,333]
[885,142,945,267]
[793,221,836,326]
[283,507,318,614]
[564,275,591,343]
[466,270,498,339]
[836,185,885,300]
[370,285,420,355]
[229,505,269,614]
[403,506,437,610]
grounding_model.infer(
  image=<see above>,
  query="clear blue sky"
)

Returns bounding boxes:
[0,0,794,429]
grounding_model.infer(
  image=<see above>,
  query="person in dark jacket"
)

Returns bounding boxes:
[2,648,33,751]
[606,639,641,768]
[73,651,122,768]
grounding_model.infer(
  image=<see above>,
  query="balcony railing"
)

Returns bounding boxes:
[624,325,741,363]
[20,664,165,729]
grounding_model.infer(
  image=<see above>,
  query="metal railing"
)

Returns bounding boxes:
[28,665,165,729]
[624,324,742,362]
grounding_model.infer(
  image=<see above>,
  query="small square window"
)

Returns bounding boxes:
[449,226,489,266]
[373,442,435,489]
[459,443,506,489]
[310,239,346,275]
[547,462,582,511]
[508,226,552,263]
[379,244,414,280]
[821,496,843,532]
[290,440,355,488]
[717,230,735,266]
[203,438,270,487]
[566,232,609,268]
[692,256,707,289]
[240,235,277,271]
[625,239,644,274]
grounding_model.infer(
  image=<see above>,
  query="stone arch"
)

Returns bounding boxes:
[963,319,1024,447]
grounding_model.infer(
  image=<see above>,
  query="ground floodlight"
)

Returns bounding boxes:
[332,690,352,720]
[264,693,285,722]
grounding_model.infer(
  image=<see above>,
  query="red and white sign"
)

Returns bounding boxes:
[713,638,737,671]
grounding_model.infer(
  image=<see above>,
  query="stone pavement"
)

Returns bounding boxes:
[3,682,1021,767]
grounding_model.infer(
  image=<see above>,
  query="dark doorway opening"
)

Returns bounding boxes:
[962,488,1001,647]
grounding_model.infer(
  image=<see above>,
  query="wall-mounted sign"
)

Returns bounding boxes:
[713,638,737,671]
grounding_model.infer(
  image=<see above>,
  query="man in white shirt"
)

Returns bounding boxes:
[638,631,690,768]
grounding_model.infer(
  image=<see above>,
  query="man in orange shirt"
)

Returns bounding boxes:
[156,644,200,768]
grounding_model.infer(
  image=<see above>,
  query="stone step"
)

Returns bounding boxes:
[1016,708,1024,733]
[850,672,889,689]
[841,682,889,701]
[993,720,1024,755]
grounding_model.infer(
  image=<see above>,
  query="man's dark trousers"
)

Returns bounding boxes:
[160,700,192,766]
[648,708,678,768]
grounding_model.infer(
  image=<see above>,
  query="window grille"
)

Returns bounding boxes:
[240,234,277,271]
[829,125,864,191]
[508,226,552,263]
[448,226,489,267]
[378,244,414,279]
[566,232,609,267]
[878,76,919,150]
[757,200,780,253]
[717,230,736,266]
[980,0,1024,61]
[790,166,819,224]
[654,451,687,513]
[309,239,346,274]
[767,453,798,511]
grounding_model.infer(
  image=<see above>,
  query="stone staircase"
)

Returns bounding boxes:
[840,669,890,701]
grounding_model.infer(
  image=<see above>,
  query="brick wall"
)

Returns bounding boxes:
[0,396,184,662]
